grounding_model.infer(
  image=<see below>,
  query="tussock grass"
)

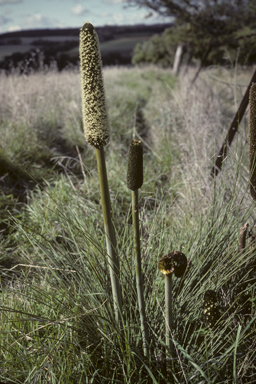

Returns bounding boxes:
[1,65,256,383]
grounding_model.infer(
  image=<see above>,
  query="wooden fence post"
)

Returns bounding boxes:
[211,68,256,178]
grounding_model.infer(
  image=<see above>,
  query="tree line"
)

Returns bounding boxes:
[129,0,256,69]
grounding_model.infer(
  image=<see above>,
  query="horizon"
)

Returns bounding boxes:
[0,21,172,37]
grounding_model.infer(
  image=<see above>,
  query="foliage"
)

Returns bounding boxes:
[1,66,256,382]
[0,24,172,72]
[130,0,256,67]
[132,32,174,67]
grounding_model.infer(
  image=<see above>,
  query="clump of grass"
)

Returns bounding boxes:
[1,64,256,382]
[2,158,256,382]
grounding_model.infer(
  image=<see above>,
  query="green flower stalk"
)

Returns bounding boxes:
[80,22,122,323]
[158,252,187,361]
[249,83,256,200]
[127,139,149,357]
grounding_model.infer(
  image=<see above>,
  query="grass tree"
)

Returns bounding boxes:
[2,63,256,382]
[79,22,122,323]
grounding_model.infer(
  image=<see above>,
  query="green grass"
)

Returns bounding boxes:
[1,65,256,383]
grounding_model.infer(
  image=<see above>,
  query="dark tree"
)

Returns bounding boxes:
[127,0,256,74]
[126,0,256,33]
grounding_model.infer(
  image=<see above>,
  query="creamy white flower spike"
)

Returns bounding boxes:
[79,22,109,148]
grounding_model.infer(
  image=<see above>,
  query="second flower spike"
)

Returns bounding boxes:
[126,138,148,356]
[127,139,143,190]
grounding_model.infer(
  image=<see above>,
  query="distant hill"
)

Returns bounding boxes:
[0,23,172,72]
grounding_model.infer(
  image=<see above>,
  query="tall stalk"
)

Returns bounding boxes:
[165,273,173,356]
[127,139,149,357]
[158,251,187,371]
[249,83,256,200]
[239,222,249,255]
[95,147,122,321]
[79,22,122,323]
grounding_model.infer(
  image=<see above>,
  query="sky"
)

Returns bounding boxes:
[0,0,170,34]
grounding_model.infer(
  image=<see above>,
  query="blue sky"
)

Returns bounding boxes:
[0,0,170,33]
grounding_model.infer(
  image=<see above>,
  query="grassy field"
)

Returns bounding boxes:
[1,64,256,383]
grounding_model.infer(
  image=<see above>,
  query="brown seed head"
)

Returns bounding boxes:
[202,290,220,328]
[158,251,187,278]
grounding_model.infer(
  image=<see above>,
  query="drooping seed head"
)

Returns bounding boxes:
[127,139,143,190]
[202,290,220,328]
[79,22,109,148]
[249,83,256,200]
[158,251,187,278]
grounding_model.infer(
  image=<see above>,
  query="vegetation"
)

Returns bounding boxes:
[132,31,174,68]
[1,64,256,383]
[130,0,256,69]
[0,24,172,71]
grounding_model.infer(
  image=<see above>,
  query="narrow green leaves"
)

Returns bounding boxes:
[79,22,109,148]
[127,139,143,190]
[249,83,256,200]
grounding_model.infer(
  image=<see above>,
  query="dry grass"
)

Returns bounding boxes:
[1,64,256,383]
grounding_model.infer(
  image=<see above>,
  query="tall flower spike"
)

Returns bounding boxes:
[127,139,143,190]
[80,22,109,148]
[249,83,256,200]
[79,22,122,323]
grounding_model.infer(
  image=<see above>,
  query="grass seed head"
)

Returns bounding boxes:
[202,290,220,328]
[249,83,256,200]
[158,251,187,278]
[79,22,109,148]
[127,139,143,190]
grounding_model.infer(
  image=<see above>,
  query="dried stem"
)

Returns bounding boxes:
[239,222,249,254]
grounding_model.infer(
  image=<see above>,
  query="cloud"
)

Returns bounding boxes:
[0,0,22,5]
[24,13,56,29]
[103,0,124,4]
[71,4,87,16]
[102,9,170,26]
[112,13,125,23]
[0,14,10,24]
[8,24,20,31]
